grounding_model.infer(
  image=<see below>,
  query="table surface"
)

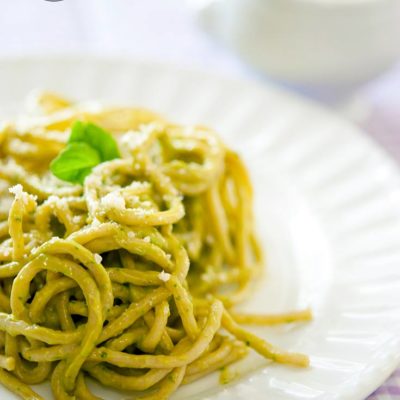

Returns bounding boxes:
[1,1,400,398]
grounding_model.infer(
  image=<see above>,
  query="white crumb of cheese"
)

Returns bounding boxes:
[9,184,24,199]
[120,130,147,151]
[9,184,37,205]
[127,231,136,239]
[72,216,80,224]
[47,195,59,203]
[94,254,102,264]
[130,195,139,203]
[158,270,171,282]
[143,236,151,243]
[101,192,125,210]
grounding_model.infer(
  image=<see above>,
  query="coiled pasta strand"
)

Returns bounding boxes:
[0,92,311,400]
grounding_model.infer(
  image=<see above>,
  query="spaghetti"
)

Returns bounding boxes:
[0,92,311,400]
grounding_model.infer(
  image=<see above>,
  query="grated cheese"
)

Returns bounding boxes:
[120,130,147,151]
[8,184,24,199]
[158,270,171,282]
[102,192,125,210]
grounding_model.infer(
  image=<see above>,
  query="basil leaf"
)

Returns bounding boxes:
[50,121,121,184]
[69,121,120,161]
[50,142,101,184]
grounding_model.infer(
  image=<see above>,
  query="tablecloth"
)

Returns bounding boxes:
[1,1,399,398]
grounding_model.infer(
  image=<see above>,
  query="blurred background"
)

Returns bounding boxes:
[1,1,400,398]
[1,0,400,158]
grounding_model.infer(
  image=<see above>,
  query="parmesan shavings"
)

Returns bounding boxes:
[102,192,125,210]
[94,254,102,264]
[9,184,37,205]
[8,184,24,199]
[158,270,171,282]
[47,195,59,203]
[120,130,147,151]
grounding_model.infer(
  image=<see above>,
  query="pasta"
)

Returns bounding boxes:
[0,92,311,400]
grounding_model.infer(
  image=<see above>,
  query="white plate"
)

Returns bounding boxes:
[1,56,400,400]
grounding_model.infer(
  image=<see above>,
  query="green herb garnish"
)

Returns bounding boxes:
[69,121,120,161]
[50,121,120,184]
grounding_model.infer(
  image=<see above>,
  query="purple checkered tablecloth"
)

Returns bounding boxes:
[370,370,400,399]
[0,1,400,398]
[362,67,400,161]
[357,66,400,400]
